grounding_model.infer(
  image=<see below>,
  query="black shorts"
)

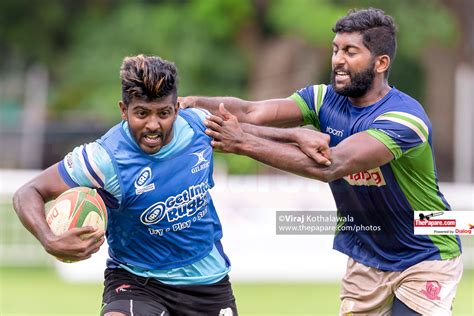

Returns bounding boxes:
[100,268,237,316]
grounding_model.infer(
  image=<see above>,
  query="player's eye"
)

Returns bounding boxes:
[136,111,147,118]
[160,111,170,118]
[346,50,356,57]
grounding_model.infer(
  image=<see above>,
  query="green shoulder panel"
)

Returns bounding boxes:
[366,129,403,159]
[289,84,327,130]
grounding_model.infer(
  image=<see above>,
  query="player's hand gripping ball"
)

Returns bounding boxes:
[46,187,108,262]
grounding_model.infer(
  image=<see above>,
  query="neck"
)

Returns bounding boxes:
[349,81,391,107]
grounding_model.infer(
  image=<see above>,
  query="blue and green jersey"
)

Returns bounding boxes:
[291,84,461,271]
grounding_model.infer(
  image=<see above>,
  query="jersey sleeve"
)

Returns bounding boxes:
[367,111,430,159]
[58,142,122,205]
[189,108,210,122]
[288,85,327,130]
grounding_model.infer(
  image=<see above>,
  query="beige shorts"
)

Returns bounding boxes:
[340,256,463,315]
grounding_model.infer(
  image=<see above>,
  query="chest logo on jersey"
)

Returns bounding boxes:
[140,181,209,225]
[191,150,210,174]
[135,167,155,195]
[326,126,344,137]
[343,167,386,187]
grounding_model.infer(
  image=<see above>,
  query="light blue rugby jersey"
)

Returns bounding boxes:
[59,108,230,285]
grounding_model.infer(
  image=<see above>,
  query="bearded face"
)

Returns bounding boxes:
[331,59,376,98]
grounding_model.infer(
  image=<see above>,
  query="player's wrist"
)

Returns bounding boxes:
[41,231,59,254]
[235,132,256,155]
[179,96,197,108]
[286,128,302,143]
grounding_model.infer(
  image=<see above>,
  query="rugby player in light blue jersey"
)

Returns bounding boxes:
[13,55,237,315]
[180,8,462,316]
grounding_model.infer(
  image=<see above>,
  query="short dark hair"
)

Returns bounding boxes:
[333,8,397,76]
[120,54,178,106]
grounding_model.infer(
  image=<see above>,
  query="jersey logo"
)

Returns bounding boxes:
[140,182,210,234]
[191,150,210,174]
[135,167,155,195]
[326,126,344,137]
[115,284,131,293]
[343,167,386,187]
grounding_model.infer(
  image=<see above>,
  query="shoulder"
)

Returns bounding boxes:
[61,141,114,188]
[69,141,112,164]
[188,108,209,122]
[377,89,432,132]
[293,84,346,109]
[178,108,210,133]
[387,89,428,116]
[322,85,344,104]
[99,122,125,142]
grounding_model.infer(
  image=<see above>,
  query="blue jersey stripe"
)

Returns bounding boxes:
[58,162,79,188]
[81,146,105,188]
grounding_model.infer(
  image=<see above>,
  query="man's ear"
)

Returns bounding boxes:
[375,55,390,75]
[119,101,127,121]
[174,101,180,117]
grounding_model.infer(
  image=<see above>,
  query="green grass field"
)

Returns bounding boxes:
[0,267,473,316]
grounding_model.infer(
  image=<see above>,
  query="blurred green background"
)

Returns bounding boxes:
[1,0,473,179]
[1,0,473,315]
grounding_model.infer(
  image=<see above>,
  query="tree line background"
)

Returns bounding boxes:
[1,0,472,180]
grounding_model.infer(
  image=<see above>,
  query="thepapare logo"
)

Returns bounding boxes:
[343,167,386,186]
[326,126,344,137]
[135,167,155,195]
[191,150,210,174]
[140,182,209,225]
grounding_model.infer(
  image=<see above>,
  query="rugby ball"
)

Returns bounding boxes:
[46,187,108,241]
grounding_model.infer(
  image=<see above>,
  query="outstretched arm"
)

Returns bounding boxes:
[241,123,332,166]
[205,105,393,182]
[179,96,304,127]
[12,163,105,261]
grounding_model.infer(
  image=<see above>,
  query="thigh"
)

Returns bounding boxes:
[101,268,169,316]
[162,275,238,316]
[391,296,421,316]
[340,258,398,315]
[101,299,168,316]
[395,256,463,316]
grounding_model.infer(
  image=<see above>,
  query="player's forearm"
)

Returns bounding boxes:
[241,123,299,143]
[234,133,340,182]
[12,185,55,248]
[184,96,255,123]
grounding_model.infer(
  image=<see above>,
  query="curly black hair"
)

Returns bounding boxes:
[333,8,398,76]
[120,54,178,106]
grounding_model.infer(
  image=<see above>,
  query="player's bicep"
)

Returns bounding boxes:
[249,98,304,127]
[29,163,72,202]
[330,132,394,179]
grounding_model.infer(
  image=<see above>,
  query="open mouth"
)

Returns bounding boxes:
[334,70,350,82]
[142,133,163,147]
